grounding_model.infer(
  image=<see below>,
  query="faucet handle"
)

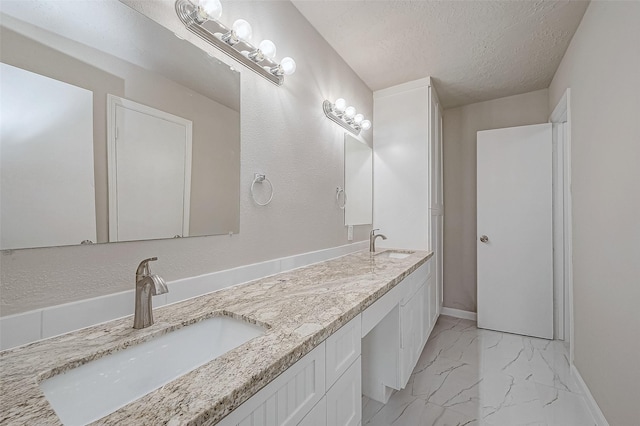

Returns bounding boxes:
[370,228,380,236]
[136,257,158,277]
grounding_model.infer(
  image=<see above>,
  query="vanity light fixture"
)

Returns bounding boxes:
[175,0,296,86]
[323,98,372,135]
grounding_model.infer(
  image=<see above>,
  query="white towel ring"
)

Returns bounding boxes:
[251,173,274,206]
[336,186,347,210]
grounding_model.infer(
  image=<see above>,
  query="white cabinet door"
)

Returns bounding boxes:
[423,278,432,341]
[326,316,361,389]
[298,398,326,426]
[373,80,430,251]
[326,357,362,426]
[218,343,326,426]
[399,284,425,387]
[429,86,444,212]
[421,259,434,346]
[412,285,426,363]
[428,275,438,332]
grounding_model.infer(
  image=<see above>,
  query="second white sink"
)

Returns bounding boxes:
[40,315,266,426]
[376,250,414,259]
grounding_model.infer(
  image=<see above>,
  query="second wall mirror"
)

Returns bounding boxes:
[344,134,373,226]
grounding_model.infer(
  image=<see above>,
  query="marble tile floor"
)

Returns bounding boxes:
[362,315,597,426]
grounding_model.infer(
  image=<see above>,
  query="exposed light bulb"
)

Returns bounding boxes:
[196,0,222,21]
[258,40,277,59]
[354,114,364,124]
[232,19,252,41]
[280,57,296,75]
[334,98,346,112]
[345,106,356,119]
[249,40,276,62]
[361,120,372,130]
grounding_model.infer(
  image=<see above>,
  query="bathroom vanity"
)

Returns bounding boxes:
[0,249,436,425]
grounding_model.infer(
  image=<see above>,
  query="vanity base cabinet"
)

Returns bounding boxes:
[326,357,362,426]
[428,272,438,328]
[361,258,438,404]
[325,315,361,388]
[218,255,437,425]
[217,343,326,426]
[374,75,444,326]
[217,316,362,426]
[399,283,426,387]
[298,397,326,426]
[298,357,361,426]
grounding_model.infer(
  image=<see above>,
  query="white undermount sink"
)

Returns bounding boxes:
[375,250,414,259]
[39,315,266,426]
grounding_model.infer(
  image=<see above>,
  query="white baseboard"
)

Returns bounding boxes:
[570,364,609,426]
[440,307,477,321]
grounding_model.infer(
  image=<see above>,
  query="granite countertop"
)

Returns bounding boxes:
[0,249,432,425]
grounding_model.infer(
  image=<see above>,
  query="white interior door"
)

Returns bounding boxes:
[477,123,553,339]
[108,95,192,242]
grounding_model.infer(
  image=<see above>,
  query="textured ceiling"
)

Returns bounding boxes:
[292,0,588,108]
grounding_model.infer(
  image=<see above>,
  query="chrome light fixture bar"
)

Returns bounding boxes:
[323,98,372,135]
[175,0,296,86]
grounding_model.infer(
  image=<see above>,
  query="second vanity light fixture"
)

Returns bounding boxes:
[323,98,372,135]
[175,0,296,86]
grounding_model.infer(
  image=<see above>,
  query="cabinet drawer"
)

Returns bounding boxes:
[218,343,326,426]
[362,280,402,337]
[326,315,361,389]
[400,262,430,305]
[326,357,362,426]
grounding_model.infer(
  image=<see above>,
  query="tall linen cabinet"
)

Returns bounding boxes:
[373,77,444,314]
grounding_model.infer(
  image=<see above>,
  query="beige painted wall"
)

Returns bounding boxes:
[548,2,640,424]
[442,89,549,312]
[0,0,373,316]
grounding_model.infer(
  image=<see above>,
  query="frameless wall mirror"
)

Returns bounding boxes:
[344,134,373,226]
[0,1,240,250]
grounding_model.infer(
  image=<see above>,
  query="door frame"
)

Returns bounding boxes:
[549,89,574,362]
[107,94,193,242]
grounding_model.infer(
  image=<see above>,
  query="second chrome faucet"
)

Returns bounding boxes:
[369,229,387,252]
[133,257,168,329]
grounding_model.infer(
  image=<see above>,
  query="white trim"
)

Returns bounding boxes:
[551,122,565,340]
[373,76,431,99]
[571,364,609,426]
[549,88,574,362]
[0,241,368,351]
[550,90,569,122]
[440,307,477,321]
[107,94,193,241]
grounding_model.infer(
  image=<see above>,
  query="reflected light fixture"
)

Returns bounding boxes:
[323,98,372,135]
[175,0,296,86]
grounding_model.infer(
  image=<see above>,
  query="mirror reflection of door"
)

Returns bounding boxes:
[107,95,192,242]
[0,63,97,249]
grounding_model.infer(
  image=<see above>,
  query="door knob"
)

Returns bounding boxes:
[480,235,489,243]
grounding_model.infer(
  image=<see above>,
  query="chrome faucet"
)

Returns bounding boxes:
[369,229,387,252]
[133,257,168,329]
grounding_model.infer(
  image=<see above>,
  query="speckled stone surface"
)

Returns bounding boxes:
[0,249,432,425]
